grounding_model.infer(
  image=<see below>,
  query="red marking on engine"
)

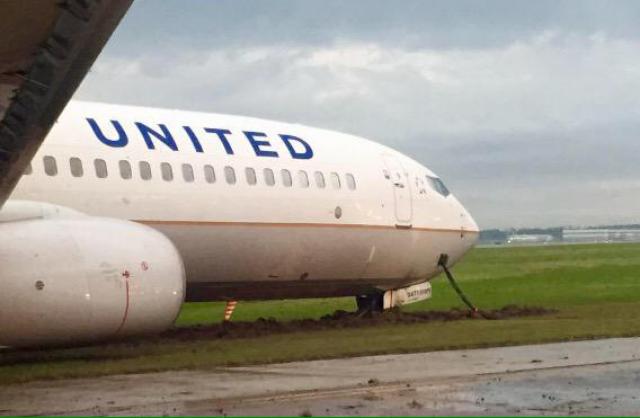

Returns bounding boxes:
[115,270,132,335]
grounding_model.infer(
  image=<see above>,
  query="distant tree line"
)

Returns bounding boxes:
[480,224,640,244]
[479,229,508,242]
[583,224,640,230]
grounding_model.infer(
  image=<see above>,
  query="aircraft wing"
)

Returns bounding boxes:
[0,0,133,207]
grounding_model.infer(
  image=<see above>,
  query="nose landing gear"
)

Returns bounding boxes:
[354,254,483,317]
[355,292,385,315]
[438,253,488,319]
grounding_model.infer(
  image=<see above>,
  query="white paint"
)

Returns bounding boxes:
[383,282,432,309]
[0,211,185,347]
[1,100,478,346]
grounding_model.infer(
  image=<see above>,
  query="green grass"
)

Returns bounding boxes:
[2,242,640,385]
[177,242,640,322]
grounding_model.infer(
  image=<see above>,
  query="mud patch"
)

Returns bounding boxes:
[164,305,555,341]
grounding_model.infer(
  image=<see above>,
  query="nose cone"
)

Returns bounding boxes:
[463,205,480,234]
[451,194,478,230]
[454,196,480,246]
[438,195,479,267]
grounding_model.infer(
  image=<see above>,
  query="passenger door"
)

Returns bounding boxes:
[382,155,412,227]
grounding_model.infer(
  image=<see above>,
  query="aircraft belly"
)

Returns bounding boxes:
[145,222,476,300]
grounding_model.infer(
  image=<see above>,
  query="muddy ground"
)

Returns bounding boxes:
[164,305,555,341]
[0,305,554,362]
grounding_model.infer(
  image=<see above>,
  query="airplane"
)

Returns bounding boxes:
[0,1,478,348]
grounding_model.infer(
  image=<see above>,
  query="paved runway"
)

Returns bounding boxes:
[1,337,639,416]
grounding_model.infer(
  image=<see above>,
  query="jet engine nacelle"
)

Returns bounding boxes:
[0,215,185,347]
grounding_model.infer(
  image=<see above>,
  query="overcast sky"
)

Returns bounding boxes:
[76,0,640,229]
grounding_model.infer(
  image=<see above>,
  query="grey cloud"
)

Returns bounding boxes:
[404,126,640,228]
[417,125,640,183]
[107,0,640,55]
[77,1,640,228]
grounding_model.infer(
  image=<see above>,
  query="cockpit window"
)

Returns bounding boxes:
[426,176,450,197]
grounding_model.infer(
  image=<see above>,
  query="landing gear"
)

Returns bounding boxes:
[438,253,487,319]
[355,292,384,314]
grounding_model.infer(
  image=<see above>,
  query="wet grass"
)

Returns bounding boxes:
[2,243,640,385]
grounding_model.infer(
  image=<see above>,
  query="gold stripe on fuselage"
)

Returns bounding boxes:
[134,219,480,234]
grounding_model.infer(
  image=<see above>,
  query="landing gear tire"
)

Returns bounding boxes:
[356,292,384,315]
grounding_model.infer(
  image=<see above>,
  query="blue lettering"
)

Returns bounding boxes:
[280,134,313,160]
[204,128,234,155]
[86,118,128,147]
[244,131,278,158]
[135,122,178,151]
[89,118,314,161]
[183,126,204,153]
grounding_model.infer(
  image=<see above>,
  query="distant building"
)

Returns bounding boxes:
[562,229,640,243]
[507,234,554,244]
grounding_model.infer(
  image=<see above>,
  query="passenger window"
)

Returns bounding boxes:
[346,173,356,190]
[69,157,83,177]
[245,167,257,185]
[94,159,108,178]
[182,163,194,183]
[24,163,32,175]
[161,162,173,181]
[139,161,152,180]
[204,165,216,183]
[119,160,132,180]
[43,156,57,176]
[298,170,309,188]
[330,172,341,189]
[281,169,292,187]
[224,166,236,184]
[314,171,325,188]
[264,168,275,186]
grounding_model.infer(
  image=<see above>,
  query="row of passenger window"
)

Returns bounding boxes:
[27,156,358,190]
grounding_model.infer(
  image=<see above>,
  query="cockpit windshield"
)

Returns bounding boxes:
[426,176,450,197]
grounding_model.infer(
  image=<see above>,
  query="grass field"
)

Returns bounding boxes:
[2,243,640,385]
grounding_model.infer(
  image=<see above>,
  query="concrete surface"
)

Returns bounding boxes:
[1,337,639,416]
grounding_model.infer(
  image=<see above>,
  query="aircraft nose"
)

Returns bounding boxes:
[456,199,480,245]
[465,207,480,234]
[456,198,479,231]
[440,197,479,267]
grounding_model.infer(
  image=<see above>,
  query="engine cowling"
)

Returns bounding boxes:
[0,216,185,347]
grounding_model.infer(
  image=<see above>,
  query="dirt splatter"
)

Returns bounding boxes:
[408,399,423,409]
[164,305,555,341]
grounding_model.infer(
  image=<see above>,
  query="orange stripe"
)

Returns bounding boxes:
[134,219,480,234]
[224,300,237,321]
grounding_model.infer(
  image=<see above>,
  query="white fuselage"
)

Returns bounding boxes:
[11,101,479,300]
